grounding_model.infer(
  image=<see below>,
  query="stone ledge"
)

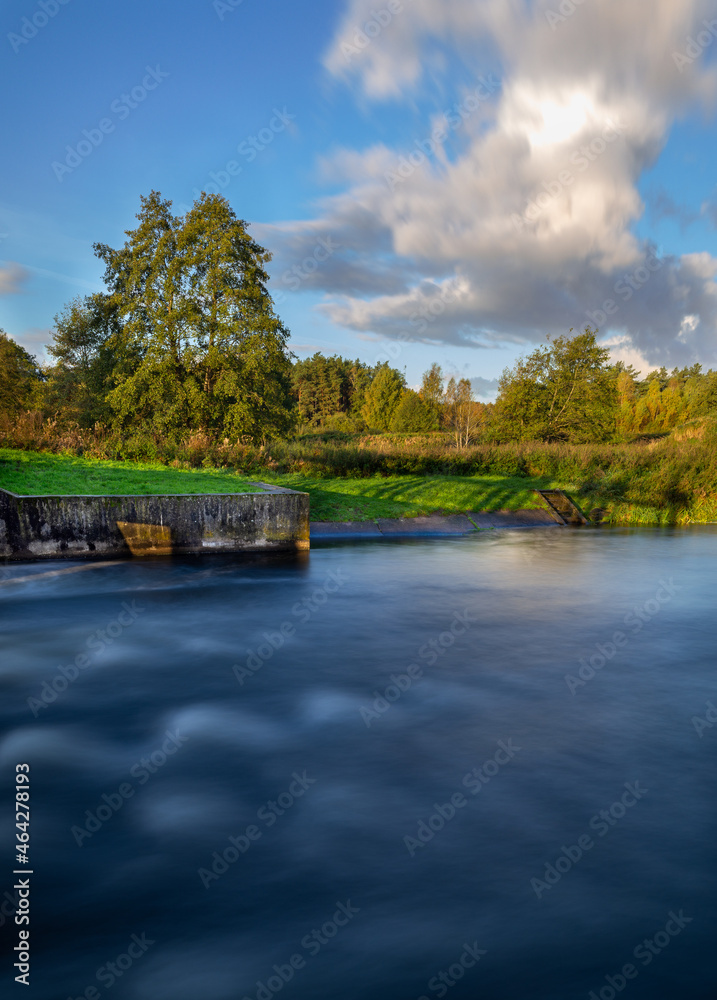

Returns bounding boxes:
[0,484,309,561]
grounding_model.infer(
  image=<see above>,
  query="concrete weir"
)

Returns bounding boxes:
[0,483,309,561]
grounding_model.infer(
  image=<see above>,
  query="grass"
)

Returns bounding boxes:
[4,418,717,524]
[267,472,563,521]
[0,449,263,496]
[0,448,567,520]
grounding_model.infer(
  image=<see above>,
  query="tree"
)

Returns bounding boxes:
[361,363,405,430]
[491,348,551,441]
[291,353,375,425]
[0,331,43,416]
[615,366,638,437]
[347,360,375,417]
[445,377,481,447]
[492,328,618,442]
[390,389,439,432]
[93,191,294,441]
[684,367,717,418]
[44,294,121,425]
[418,362,445,427]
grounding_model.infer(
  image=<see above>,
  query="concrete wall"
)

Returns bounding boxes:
[0,483,309,561]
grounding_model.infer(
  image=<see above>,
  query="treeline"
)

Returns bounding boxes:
[292,355,485,444]
[0,330,485,442]
[490,329,717,443]
[3,190,717,450]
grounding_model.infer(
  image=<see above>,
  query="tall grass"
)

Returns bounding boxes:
[3,411,717,522]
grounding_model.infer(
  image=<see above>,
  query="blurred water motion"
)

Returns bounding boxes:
[0,528,715,1000]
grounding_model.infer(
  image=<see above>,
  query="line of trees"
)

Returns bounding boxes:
[490,328,717,442]
[3,190,717,447]
[291,354,484,442]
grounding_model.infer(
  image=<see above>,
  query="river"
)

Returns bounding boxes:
[1,526,715,999]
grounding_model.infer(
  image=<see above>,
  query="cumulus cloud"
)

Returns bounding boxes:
[266,0,717,369]
[0,261,29,295]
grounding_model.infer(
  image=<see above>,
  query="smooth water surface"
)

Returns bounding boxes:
[1,527,715,1000]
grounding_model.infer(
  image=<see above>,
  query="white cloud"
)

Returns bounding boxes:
[266,0,717,370]
[600,335,654,376]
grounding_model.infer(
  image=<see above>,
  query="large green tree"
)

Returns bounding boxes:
[418,362,445,427]
[0,331,43,416]
[93,191,294,441]
[492,328,618,441]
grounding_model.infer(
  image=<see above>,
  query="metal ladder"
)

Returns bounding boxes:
[535,490,591,525]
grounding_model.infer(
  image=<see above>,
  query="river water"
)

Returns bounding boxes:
[1,527,715,1000]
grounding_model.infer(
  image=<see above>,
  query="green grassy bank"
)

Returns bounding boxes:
[263,473,559,521]
[0,448,560,521]
[0,449,262,496]
[2,441,717,525]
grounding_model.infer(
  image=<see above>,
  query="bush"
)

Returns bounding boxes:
[390,391,439,433]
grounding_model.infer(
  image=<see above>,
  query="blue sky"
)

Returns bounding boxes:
[2,0,717,396]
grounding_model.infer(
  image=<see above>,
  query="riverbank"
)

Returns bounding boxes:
[2,445,715,526]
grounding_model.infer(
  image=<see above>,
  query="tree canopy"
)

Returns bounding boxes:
[361,363,406,431]
[44,294,120,426]
[91,191,294,440]
[492,328,618,442]
[0,331,43,415]
[292,353,375,425]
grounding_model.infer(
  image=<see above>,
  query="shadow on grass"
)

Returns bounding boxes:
[291,474,560,522]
